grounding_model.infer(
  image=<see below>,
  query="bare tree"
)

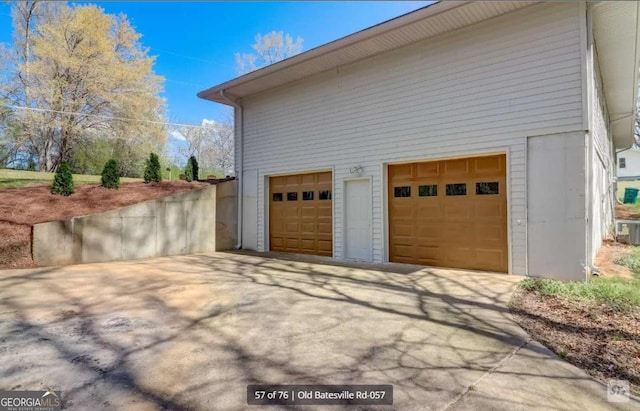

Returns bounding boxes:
[172,120,233,176]
[218,31,304,176]
[235,31,303,75]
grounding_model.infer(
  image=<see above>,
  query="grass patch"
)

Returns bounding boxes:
[519,277,640,312]
[0,169,140,189]
[614,247,640,276]
[617,180,640,212]
[617,180,640,201]
[0,178,51,189]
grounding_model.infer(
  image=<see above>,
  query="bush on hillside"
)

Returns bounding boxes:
[184,159,194,182]
[101,159,121,189]
[51,162,74,196]
[188,155,199,182]
[143,152,162,183]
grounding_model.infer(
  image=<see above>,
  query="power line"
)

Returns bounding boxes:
[1,103,213,129]
[164,78,207,88]
[151,47,231,68]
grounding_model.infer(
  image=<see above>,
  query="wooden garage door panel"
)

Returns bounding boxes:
[417,162,440,178]
[301,222,315,234]
[393,224,414,237]
[285,222,299,233]
[271,176,287,187]
[476,249,507,272]
[285,207,299,218]
[443,202,472,220]
[389,155,507,272]
[475,202,504,219]
[269,171,333,257]
[418,203,442,218]
[418,226,444,241]
[317,206,332,218]
[300,239,316,252]
[473,155,504,176]
[318,240,332,252]
[443,158,469,176]
[317,172,332,184]
[301,207,317,218]
[318,222,332,234]
[285,175,299,185]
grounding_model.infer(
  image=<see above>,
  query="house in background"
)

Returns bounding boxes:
[199,1,640,281]
[617,149,640,181]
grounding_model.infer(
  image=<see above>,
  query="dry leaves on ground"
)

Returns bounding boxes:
[510,289,640,395]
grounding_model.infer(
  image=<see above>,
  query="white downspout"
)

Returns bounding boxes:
[584,2,594,278]
[220,90,243,249]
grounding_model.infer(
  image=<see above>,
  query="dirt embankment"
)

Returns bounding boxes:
[0,181,209,269]
[595,240,637,279]
[616,203,640,220]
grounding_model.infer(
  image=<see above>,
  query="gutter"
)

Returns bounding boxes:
[196,1,475,104]
[632,1,640,147]
[219,90,243,250]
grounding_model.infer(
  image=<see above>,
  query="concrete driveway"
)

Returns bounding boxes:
[0,252,636,410]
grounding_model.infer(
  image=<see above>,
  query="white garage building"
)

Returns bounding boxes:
[199,1,640,281]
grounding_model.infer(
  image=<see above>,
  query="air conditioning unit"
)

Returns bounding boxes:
[616,220,640,245]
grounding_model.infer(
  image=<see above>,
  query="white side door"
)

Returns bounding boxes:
[344,179,371,261]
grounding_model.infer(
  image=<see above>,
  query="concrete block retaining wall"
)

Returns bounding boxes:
[33,180,237,266]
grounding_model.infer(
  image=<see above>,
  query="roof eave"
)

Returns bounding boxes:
[197,1,465,104]
[592,1,640,149]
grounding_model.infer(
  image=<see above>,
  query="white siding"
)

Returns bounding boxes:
[528,131,587,281]
[589,42,615,263]
[239,2,584,275]
[617,150,640,179]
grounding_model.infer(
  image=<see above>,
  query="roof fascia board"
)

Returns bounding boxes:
[197,1,467,102]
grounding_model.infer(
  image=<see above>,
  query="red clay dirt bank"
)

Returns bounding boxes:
[0,181,210,269]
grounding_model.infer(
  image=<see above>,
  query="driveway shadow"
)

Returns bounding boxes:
[0,252,633,410]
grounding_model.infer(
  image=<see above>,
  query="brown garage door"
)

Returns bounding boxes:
[389,154,507,272]
[269,171,333,256]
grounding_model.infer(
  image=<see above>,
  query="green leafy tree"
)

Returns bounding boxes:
[0,103,28,169]
[51,161,74,195]
[188,155,199,181]
[143,152,161,183]
[184,158,194,182]
[69,134,161,178]
[101,159,120,189]
[67,136,112,175]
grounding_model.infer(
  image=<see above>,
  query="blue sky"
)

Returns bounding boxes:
[0,1,429,125]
